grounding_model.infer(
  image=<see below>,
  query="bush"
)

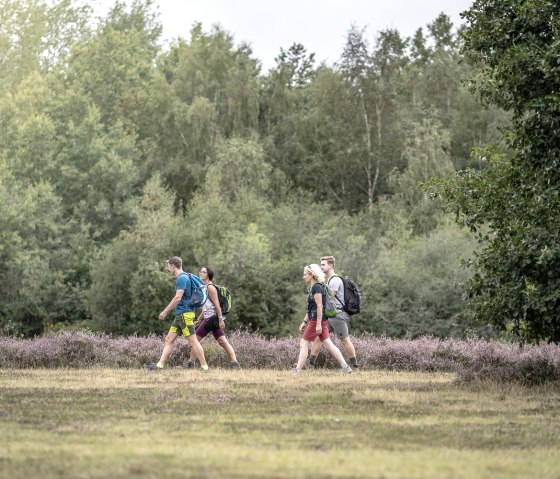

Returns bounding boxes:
[1,331,559,385]
[357,220,485,338]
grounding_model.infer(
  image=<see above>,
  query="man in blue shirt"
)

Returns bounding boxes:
[145,256,209,372]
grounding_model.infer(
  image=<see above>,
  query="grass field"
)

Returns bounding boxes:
[0,368,559,479]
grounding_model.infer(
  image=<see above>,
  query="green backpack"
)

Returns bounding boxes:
[323,283,338,317]
[212,284,233,315]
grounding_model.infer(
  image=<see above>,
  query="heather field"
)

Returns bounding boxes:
[1,333,560,478]
[0,368,559,479]
[1,331,560,384]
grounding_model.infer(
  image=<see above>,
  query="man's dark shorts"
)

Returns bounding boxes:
[170,312,196,337]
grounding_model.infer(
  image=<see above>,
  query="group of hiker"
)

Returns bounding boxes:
[144,255,360,373]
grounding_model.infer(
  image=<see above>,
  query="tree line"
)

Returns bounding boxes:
[0,0,508,338]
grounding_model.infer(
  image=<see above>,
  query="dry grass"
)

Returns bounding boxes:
[0,368,559,478]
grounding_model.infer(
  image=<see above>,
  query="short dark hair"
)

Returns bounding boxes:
[203,265,215,281]
[167,256,182,269]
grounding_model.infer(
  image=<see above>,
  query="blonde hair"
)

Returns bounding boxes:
[304,264,325,283]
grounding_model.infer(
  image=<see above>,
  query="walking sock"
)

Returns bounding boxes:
[156,362,164,369]
[200,364,209,371]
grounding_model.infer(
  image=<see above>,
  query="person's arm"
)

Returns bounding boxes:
[159,289,184,320]
[328,277,340,296]
[329,277,344,310]
[208,285,225,329]
[314,292,323,333]
[299,313,309,333]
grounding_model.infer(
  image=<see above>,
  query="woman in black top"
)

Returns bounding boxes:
[292,264,352,373]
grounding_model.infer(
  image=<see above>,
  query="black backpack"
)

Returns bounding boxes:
[329,275,361,315]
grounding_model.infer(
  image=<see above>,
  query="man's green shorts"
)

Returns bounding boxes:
[170,312,196,337]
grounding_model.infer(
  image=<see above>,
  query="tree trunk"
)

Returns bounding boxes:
[358,88,377,214]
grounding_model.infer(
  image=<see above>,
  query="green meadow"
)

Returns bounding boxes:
[0,369,558,479]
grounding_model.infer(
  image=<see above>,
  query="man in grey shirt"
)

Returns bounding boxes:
[308,255,358,368]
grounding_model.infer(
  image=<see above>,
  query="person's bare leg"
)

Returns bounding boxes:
[158,331,178,365]
[188,335,207,367]
[295,339,310,371]
[189,335,204,362]
[217,336,237,362]
[309,337,322,365]
[341,337,357,364]
[322,338,348,367]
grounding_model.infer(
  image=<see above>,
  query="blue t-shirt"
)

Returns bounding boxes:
[307,283,326,321]
[175,272,193,314]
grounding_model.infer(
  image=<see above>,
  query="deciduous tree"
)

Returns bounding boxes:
[431,0,560,343]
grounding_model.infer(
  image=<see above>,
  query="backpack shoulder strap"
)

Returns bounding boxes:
[177,272,192,299]
[327,274,340,287]
[327,274,345,308]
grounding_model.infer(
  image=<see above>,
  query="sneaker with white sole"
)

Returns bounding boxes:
[340,365,353,374]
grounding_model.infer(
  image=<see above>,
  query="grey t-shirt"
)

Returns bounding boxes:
[327,275,345,311]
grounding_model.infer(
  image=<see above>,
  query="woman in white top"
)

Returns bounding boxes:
[186,266,240,369]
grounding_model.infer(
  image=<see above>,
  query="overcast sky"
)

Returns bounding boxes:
[91,0,474,71]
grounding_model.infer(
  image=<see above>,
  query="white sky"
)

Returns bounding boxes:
[90,0,474,71]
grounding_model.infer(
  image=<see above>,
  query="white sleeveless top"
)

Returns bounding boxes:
[202,284,217,319]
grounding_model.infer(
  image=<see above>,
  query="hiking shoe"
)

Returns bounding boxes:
[144,363,162,372]
[185,360,195,369]
[199,366,210,373]
[290,367,301,373]
[340,365,353,374]
[229,361,241,369]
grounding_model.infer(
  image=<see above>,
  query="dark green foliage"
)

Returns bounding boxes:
[355,220,488,338]
[89,176,181,335]
[430,1,560,342]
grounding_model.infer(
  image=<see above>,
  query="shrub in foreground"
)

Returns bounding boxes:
[0,331,559,384]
